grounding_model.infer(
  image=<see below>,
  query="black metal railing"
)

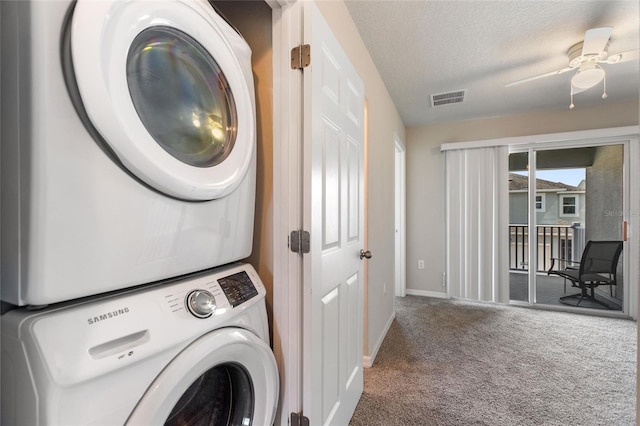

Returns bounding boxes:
[509,225,585,272]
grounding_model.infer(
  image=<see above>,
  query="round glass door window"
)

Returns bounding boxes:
[165,363,254,426]
[127,26,237,168]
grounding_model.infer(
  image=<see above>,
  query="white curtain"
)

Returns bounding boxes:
[445,146,509,303]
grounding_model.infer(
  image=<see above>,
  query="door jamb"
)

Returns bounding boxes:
[394,135,406,297]
[269,0,303,424]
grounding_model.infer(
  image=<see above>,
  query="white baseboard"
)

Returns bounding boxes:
[405,289,449,299]
[363,310,395,368]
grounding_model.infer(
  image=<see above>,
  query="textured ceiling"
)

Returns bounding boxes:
[344,1,640,127]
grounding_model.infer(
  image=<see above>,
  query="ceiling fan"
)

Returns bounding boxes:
[505,27,639,108]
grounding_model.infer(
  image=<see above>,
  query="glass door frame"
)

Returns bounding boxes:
[508,134,637,318]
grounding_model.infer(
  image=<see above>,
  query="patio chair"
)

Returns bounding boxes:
[547,240,623,309]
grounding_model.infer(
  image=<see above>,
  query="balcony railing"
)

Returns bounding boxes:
[509,224,585,272]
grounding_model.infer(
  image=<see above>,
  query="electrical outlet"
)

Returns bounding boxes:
[383,282,387,295]
[418,260,425,269]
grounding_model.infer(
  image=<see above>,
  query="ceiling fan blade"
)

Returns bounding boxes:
[601,49,640,64]
[505,67,573,88]
[582,27,613,56]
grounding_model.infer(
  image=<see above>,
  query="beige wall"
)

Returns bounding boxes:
[315,0,406,358]
[407,100,639,296]
[212,1,275,328]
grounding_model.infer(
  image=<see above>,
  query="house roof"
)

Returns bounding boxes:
[509,173,581,191]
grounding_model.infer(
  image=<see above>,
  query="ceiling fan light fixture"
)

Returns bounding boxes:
[571,65,605,90]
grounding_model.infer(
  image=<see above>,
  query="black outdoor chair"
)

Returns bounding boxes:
[547,240,623,309]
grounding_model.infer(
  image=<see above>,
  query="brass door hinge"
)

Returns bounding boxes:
[291,44,311,70]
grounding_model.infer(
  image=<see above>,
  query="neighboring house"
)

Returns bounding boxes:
[508,172,586,226]
[508,173,586,270]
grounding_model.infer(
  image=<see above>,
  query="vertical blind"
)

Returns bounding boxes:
[445,146,509,303]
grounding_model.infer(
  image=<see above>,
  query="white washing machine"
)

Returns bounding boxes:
[1,263,279,425]
[1,0,257,306]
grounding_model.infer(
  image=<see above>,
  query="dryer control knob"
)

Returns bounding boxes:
[186,290,216,318]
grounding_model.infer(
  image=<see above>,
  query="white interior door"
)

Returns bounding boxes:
[302,3,365,425]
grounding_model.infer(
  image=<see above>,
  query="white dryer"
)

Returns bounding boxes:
[1,0,257,306]
[1,263,279,425]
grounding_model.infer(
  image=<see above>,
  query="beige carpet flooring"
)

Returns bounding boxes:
[350,296,637,426]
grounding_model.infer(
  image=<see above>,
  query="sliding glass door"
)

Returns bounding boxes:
[508,143,627,312]
[508,151,530,303]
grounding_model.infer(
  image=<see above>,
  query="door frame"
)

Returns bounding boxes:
[269,0,303,424]
[394,135,406,297]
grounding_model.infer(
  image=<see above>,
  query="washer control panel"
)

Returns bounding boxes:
[158,264,263,319]
[218,270,258,307]
[9,264,267,390]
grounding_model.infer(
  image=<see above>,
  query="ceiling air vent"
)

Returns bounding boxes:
[430,90,466,107]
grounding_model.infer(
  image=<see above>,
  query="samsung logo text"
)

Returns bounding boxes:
[87,307,130,325]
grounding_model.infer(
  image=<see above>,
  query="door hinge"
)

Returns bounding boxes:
[290,230,310,254]
[291,44,311,70]
[290,412,310,426]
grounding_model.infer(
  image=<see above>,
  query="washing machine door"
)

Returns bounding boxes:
[70,0,255,201]
[127,328,278,425]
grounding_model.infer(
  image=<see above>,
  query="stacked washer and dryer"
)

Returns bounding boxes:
[1,0,278,424]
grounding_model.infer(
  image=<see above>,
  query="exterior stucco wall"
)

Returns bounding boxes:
[585,145,624,299]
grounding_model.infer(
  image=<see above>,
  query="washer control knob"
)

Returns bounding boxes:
[186,290,216,318]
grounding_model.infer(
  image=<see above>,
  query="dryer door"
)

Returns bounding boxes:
[126,328,278,425]
[70,0,255,201]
